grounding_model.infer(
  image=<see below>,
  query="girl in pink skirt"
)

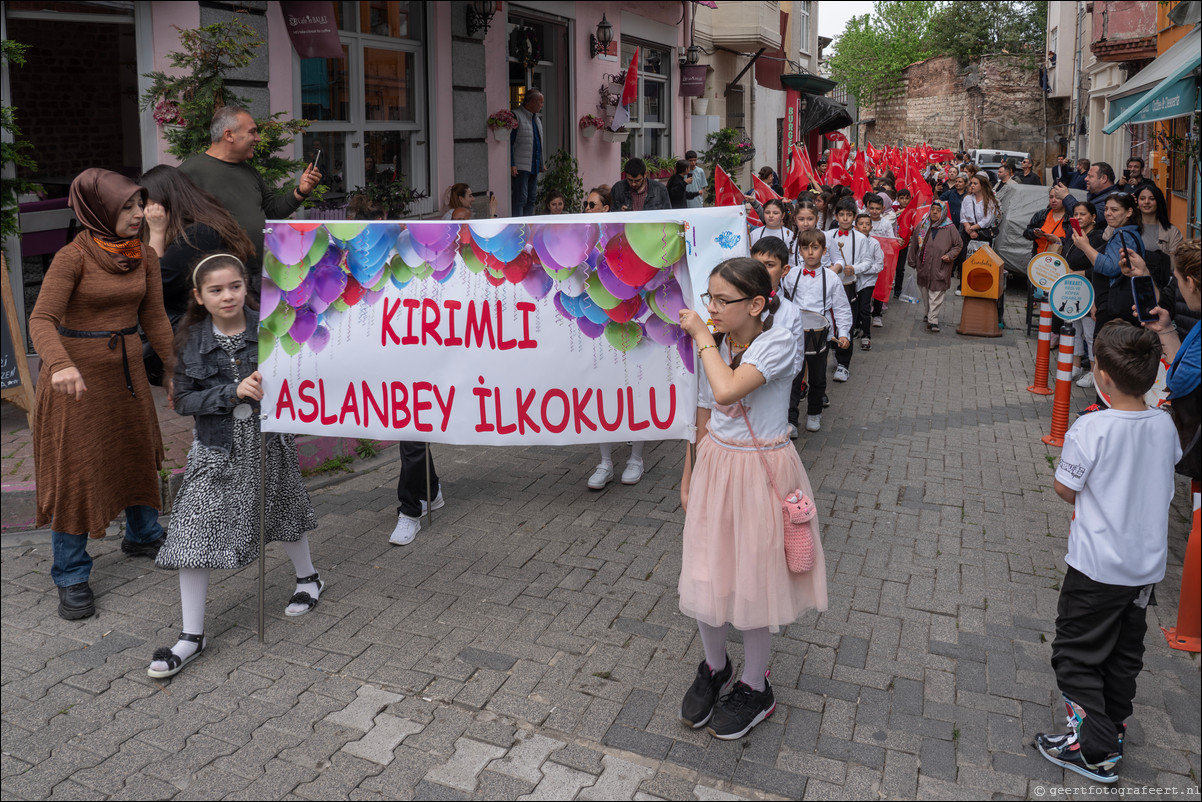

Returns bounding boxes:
[677,257,828,740]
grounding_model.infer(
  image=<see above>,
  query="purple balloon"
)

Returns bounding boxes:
[266,226,317,265]
[553,292,571,320]
[531,228,569,272]
[432,265,456,283]
[522,263,554,300]
[314,244,343,270]
[655,279,687,320]
[595,255,641,301]
[408,222,459,250]
[542,224,598,268]
[260,276,282,314]
[644,315,681,347]
[363,287,388,306]
[644,256,681,292]
[283,272,314,308]
[309,325,331,354]
[290,306,319,343]
[428,246,456,271]
[677,334,695,373]
[313,264,347,305]
[308,295,331,315]
[578,317,606,339]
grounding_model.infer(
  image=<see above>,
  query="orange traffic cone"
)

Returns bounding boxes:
[1162,480,1201,652]
[1042,325,1074,447]
[1028,299,1054,395]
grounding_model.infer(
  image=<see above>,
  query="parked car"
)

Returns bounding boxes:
[968,148,1031,183]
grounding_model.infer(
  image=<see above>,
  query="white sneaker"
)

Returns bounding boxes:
[587,463,614,490]
[871,316,884,328]
[389,514,420,546]
[788,424,799,439]
[621,461,644,485]
[833,365,850,382]
[1076,372,1095,389]
[421,488,445,514]
[1069,366,1084,381]
[954,289,962,296]
[806,415,821,432]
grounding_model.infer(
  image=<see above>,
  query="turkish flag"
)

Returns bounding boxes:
[610,48,639,131]
[714,165,760,225]
[872,236,902,302]
[824,159,849,187]
[783,144,810,196]
[752,173,781,204]
[850,150,872,199]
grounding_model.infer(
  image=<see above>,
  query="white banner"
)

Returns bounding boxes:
[258,207,749,445]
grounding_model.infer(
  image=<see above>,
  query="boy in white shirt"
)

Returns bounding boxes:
[825,199,874,382]
[1039,322,1181,784]
[853,213,885,351]
[864,193,898,328]
[750,237,804,437]
[782,228,852,433]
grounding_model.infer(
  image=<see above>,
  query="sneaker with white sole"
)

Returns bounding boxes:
[833,365,850,382]
[788,424,799,439]
[871,316,884,328]
[389,514,420,546]
[707,677,776,740]
[587,463,614,490]
[1035,730,1119,783]
[1076,372,1095,389]
[806,414,821,432]
[621,461,644,485]
[421,487,445,514]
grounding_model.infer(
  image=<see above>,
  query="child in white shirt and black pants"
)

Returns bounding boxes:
[826,199,875,381]
[1040,322,1181,784]
[783,228,852,433]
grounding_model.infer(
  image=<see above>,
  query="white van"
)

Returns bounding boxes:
[968,149,1031,182]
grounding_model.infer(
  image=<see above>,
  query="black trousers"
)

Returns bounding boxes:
[834,283,857,367]
[789,347,828,423]
[854,287,874,337]
[1050,566,1152,763]
[396,441,439,518]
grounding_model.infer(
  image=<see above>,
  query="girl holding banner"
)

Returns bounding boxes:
[677,257,827,740]
[148,254,322,678]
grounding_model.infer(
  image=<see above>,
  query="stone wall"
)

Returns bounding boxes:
[857,55,1067,167]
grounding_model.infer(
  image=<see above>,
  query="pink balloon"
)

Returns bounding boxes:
[309,325,331,354]
[260,276,282,314]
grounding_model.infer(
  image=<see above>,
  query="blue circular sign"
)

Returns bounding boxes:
[1049,273,1094,322]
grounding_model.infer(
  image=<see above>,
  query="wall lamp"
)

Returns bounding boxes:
[591,14,614,58]
[679,44,701,66]
[466,0,497,38]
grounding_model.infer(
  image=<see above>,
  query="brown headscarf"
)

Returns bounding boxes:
[68,168,147,273]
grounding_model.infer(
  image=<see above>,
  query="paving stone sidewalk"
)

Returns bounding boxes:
[3,288,1199,801]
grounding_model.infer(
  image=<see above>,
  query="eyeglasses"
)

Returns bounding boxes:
[700,293,752,309]
[586,201,602,209]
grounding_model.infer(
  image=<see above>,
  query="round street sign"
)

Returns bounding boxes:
[1048,272,1094,322]
[1027,252,1069,291]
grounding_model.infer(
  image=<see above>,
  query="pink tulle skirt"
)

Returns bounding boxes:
[679,433,828,632]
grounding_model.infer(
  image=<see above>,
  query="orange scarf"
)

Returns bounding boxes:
[92,235,143,266]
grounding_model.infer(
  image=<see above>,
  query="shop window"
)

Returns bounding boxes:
[301,2,428,209]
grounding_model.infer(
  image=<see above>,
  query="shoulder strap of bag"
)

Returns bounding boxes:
[737,400,784,500]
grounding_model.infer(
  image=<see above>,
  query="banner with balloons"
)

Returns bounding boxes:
[257,207,749,445]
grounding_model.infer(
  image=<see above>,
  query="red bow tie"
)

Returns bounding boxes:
[838,230,850,237]
[803,268,817,277]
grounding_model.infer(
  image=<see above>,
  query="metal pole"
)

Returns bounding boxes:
[258,431,266,642]
[424,443,433,526]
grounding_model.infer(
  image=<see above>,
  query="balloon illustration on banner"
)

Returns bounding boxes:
[261,219,692,364]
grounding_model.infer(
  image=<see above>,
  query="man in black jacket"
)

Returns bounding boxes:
[611,158,671,211]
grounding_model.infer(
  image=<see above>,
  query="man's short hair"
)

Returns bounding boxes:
[750,235,790,266]
[210,105,250,143]
[863,192,883,207]
[685,150,698,160]
[1077,158,1091,170]
[1093,162,1116,184]
[1127,157,1145,169]
[1000,161,1015,175]
[524,89,543,103]
[624,158,647,177]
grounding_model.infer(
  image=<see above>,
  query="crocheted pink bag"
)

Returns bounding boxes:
[738,403,817,573]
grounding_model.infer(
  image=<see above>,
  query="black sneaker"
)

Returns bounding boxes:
[707,678,776,740]
[822,393,830,408]
[121,537,164,558]
[1035,731,1119,784]
[680,655,733,729]
[57,582,95,620]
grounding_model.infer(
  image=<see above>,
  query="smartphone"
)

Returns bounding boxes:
[1069,218,1083,237]
[1131,275,1158,323]
[1122,169,1131,180]
[311,149,322,170]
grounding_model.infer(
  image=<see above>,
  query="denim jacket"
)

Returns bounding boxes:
[173,306,265,455]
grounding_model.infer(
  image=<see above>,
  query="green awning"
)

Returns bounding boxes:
[1105,28,1200,133]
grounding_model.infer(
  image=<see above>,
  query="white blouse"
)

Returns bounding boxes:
[698,325,798,443]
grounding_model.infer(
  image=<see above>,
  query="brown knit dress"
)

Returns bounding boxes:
[30,233,175,536]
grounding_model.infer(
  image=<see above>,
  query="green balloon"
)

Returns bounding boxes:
[390,255,413,284]
[263,302,296,338]
[259,327,276,361]
[302,227,331,267]
[411,261,434,281]
[585,271,620,310]
[324,222,368,241]
[604,321,643,352]
[544,264,577,281]
[277,332,304,356]
[646,292,674,325]
[461,248,487,274]
[331,298,350,313]
[370,267,391,292]
[264,252,309,292]
[624,223,686,269]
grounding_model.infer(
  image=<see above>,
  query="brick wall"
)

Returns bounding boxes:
[6,17,141,183]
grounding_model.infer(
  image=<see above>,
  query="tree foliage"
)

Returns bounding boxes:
[1,40,39,250]
[828,1,1046,106]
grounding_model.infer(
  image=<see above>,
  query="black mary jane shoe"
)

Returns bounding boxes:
[285,573,325,617]
[147,632,206,679]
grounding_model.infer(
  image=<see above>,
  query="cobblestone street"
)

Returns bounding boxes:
[3,290,1199,800]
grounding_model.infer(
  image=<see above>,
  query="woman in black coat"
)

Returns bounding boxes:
[667,160,697,210]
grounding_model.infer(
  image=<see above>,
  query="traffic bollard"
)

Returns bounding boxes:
[1042,324,1075,447]
[1162,480,1201,653]
[1027,300,1054,395]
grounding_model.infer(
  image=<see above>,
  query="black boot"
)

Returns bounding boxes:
[58,582,95,620]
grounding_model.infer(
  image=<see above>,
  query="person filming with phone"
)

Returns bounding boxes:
[180,106,322,272]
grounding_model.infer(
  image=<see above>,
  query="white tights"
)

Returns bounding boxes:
[598,441,644,467]
[696,621,772,691]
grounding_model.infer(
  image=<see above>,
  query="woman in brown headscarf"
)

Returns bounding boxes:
[30,168,175,620]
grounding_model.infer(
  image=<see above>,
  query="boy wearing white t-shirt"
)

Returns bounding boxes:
[1039,322,1181,785]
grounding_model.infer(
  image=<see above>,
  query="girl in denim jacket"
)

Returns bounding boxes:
[148,253,323,678]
